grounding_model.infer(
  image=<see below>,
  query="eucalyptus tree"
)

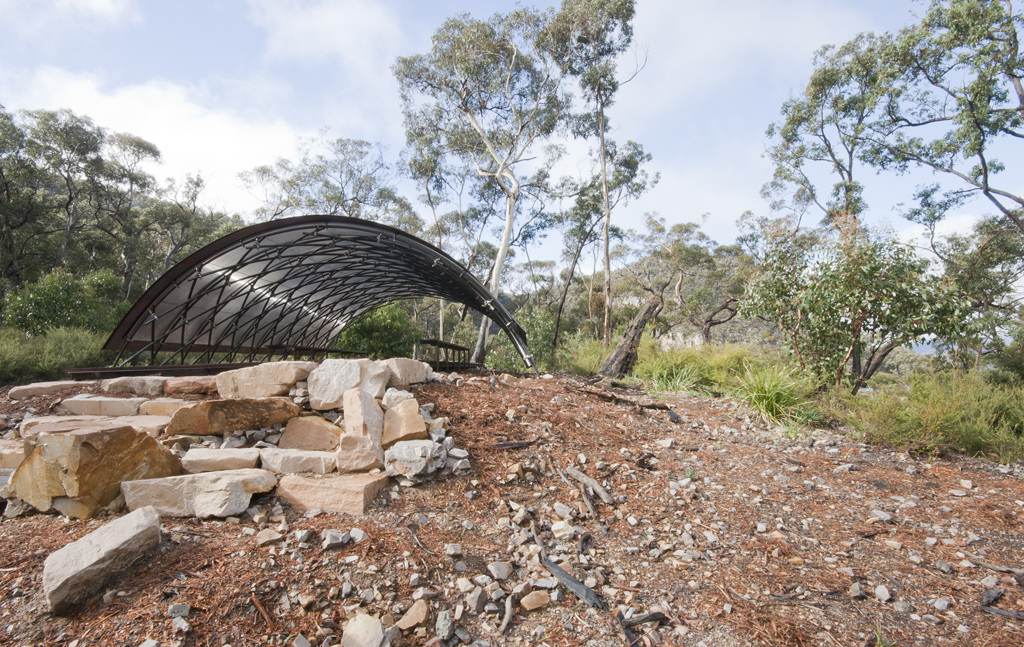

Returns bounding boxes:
[394,7,566,363]
[0,106,49,287]
[549,0,638,346]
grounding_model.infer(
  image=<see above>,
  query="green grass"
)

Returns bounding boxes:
[831,370,1024,461]
[732,362,818,425]
[0,327,113,384]
[632,339,761,393]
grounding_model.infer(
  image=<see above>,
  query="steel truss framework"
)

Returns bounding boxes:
[104,215,533,368]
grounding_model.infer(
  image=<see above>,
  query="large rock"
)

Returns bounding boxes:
[8,380,82,400]
[259,448,337,474]
[165,398,301,436]
[335,434,384,473]
[307,360,361,409]
[163,375,218,395]
[381,398,427,448]
[121,469,276,518]
[381,388,414,411]
[352,359,390,399]
[343,388,383,446]
[139,398,189,417]
[56,394,147,417]
[342,613,390,647]
[101,376,168,396]
[0,439,26,469]
[382,358,432,388]
[279,416,343,451]
[384,440,447,485]
[275,473,389,515]
[43,506,161,614]
[7,424,181,518]
[20,415,170,439]
[216,361,317,399]
[181,448,261,473]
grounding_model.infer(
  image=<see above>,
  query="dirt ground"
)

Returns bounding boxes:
[1,374,1023,647]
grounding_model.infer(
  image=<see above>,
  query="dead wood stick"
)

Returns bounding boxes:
[962,551,1024,577]
[491,440,537,450]
[250,594,275,631]
[615,611,638,646]
[399,526,436,556]
[577,483,597,517]
[982,605,1024,620]
[621,611,668,628]
[565,466,614,505]
[498,591,522,634]
[580,389,672,411]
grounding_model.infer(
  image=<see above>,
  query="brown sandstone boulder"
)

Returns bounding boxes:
[165,398,301,436]
[279,416,344,451]
[163,375,218,395]
[216,361,317,399]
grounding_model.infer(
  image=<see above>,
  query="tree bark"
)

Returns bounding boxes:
[598,97,613,348]
[598,297,661,379]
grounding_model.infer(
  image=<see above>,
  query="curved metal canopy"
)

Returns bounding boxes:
[104,215,532,368]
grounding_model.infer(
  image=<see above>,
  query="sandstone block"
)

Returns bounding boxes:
[396,599,429,630]
[163,375,218,395]
[121,469,276,518]
[259,448,337,474]
[101,376,168,396]
[384,440,446,485]
[165,398,301,436]
[279,416,343,451]
[0,439,26,469]
[381,398,427,448]
[352,359,390,399]
[275,472,388,515]
[8,380,82,400]
[381,388,414,411]
[335,434,384,472]
[307,359,361,409]
[139,398,190,417]
[216,361,317,399]
[20,415,170,438]
[8,425,181,518]
[181,448,261,473]
[43,506,161,614]
[382,358,432,388]
[342,613,390,647]
[57,395,147,417]
[343,388,383,446]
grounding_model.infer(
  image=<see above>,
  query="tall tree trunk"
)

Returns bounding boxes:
[471,186,518,364]
[598,297,661,378]
[552,227,593,348]
[598,97,613,348]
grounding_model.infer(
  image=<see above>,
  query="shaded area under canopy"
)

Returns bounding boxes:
[104,215,532,368]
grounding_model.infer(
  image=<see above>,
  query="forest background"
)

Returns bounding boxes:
[1,0,1023,461]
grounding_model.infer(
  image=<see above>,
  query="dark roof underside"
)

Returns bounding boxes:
[105,215,532,367]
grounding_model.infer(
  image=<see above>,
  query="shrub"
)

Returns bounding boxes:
[4,269,129,335]
[733,362,819,424]
[487,308,558,373]
[632,339,760,393]
[557,331,608,376]
[0,327,112,384]
[834,371,1024,461]
[335,302,420,359]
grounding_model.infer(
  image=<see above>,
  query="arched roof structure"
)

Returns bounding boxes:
[104,215,533,368]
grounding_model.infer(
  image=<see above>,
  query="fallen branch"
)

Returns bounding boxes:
[565,466,614,505]
[615,611,638,646]
[622,611,668,628]
[399,526,436,556]
[580,389,671,411]
[490,440,537,450]
[529,523,604,609]
[981,606,1024,620]
[250,594,275,631]
[962,551,1024,577]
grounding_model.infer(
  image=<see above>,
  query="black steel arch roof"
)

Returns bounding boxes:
[104,215,533,368]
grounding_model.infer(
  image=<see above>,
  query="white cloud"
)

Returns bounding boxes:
[0,0,139,40]
[2,66,310,216]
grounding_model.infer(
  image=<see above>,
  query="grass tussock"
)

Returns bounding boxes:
[733,363,820,425]
[832,371,1024,461]
[0,327,112,384]
[632,338,759,393]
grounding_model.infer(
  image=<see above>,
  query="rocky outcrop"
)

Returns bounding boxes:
[215,361,317,399]
[121,469,276,518]
[275,473,389,515]
[381,398,427,448]
[278,416,343,451]
[165,398,301,436]
[6,424,181,518]
[43,506,162,614]
[180,448,261,473]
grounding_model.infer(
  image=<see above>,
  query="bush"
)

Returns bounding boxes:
[733,363,819,425]
[632,339,760,393]
[4,269,129,335]
[558,332,609,376]
[487,309,558,373]
[833,371,1024,461]
[335,302,420,359]
[0,327,112,384]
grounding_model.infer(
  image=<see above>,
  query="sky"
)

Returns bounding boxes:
[1,0,1016,263]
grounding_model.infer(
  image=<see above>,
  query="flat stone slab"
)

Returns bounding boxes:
[7,380,84,400]
[101,376,168,396]
[382,358,432,388]
[163,376,218,395]
[21,415,171,438]
[335,434,384,473]
[181,448,261,473]
[216,361,317,399]
[43,506,161,614]
[56,395,147,417]
[121,469,277,518]
[165,398,301,436]
[139,398,190,417]
[275,472,388,515]
[279,416,343,451]
[260,448,337,474]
